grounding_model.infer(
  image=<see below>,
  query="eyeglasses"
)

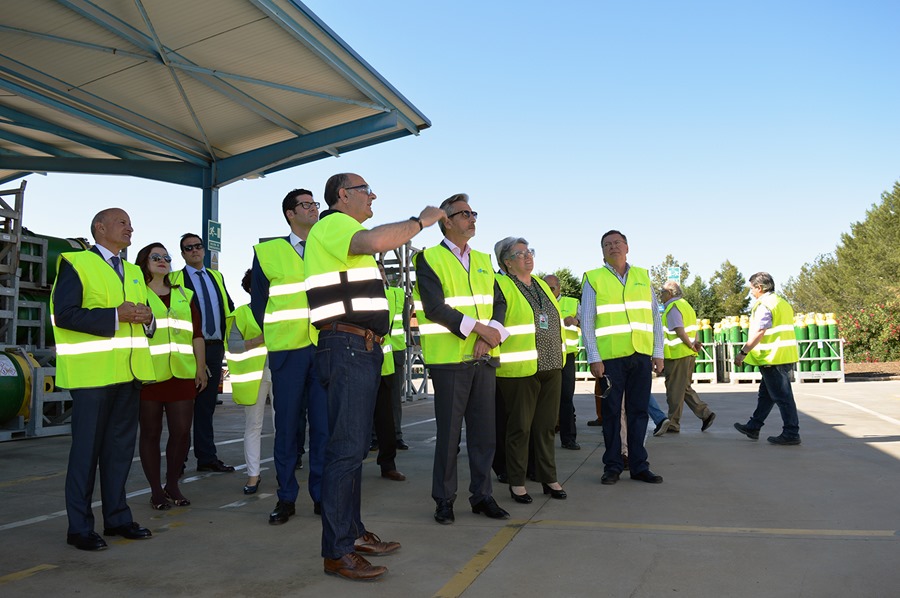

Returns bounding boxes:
[344,184,373,195]
[509,248,535,260]
[602,239,626,250]
[182,243,204,252]
[597,375,613,399]
[294,201,320,210]
[149,253,172,263]
[448,210,478,220]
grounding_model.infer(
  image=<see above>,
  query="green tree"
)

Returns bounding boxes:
[709,260,749,317]
[784,181,900,315]
[682,275,720,321]
[781,254,841,313]
[650,254,690,291]
[535,267,581,298]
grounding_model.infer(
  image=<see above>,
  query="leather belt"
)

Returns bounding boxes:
[204,339,224,346]
[323,322,384,351]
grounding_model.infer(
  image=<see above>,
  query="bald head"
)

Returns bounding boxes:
[662,280,683,297]
[90,208,133,253]
[543,274,561,298]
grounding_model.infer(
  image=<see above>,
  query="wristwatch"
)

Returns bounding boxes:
[409,216,423,231]
[739,349,748,356]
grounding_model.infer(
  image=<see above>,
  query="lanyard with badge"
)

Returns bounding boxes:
[519,278,549,330]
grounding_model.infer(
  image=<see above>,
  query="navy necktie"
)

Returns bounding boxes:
[109,256,124,281]
[198,271,216,336]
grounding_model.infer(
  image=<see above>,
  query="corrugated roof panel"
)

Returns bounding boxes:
[0,0,430,186]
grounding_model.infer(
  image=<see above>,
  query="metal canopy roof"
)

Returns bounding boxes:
[0,0,431,188]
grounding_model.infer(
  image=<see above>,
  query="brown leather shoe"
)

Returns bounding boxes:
[380,469,406,482]
[324,552,386,581]
[354,531,401,556]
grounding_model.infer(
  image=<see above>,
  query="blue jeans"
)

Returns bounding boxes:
[648,395,667,426]
[747,363,800,439]
[600,353,652,475]
[270,346,327,504]
[316,330,382,560]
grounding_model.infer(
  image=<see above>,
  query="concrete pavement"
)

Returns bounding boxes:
[1,378,900,597]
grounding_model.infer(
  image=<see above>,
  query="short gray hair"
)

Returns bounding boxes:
[494,236,528,268]
[749,272,775,293]
[662,280,683,297]
[438,193,469,235]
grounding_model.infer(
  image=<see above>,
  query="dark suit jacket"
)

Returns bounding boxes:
[179,266,235,338]
[414,241,507,369]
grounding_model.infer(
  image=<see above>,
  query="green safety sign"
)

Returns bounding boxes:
[207,220,221,252]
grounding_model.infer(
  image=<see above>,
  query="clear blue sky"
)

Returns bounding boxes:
[17,0,900,303]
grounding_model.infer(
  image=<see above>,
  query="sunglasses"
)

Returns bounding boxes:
[182,243,204,252]
[597,375,613,399]
[149,253,172,263]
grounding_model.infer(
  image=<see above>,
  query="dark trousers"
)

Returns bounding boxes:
[748,363,800,439]
[66,381,141,534]
[374,373,398,471]
[271,346,328,504]
[392,351,405,439]
[193,341,224,465]
[558,353,577,444]
[497,369,562,486]
[317,331,382,560]
[601,353,652,476]
[430,364,496,506]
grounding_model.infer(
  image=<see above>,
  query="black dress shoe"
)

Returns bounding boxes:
[314,502,322,515]
[587,418,602,426]
[369,439,378,452]
[243,475,262,495]
[542,483,567,499]
[497,472,509,484]
[197,460,236,473]
[509,486,533,504]
[527,471,536,482]
[471,496,510,519]
[734,422,759,440]
[701,412,716,431]
[67,531,108,551]
[434,499,455,524]
[601,471,620,485]
[295,456,303,470]
[268,500,296,525]
[622,454,629,470]
[561,441,581,450]
[396,439,410,450]
[631,470,664,484]
[103,522,152,539]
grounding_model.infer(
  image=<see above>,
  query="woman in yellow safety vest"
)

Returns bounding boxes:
[225,269,272,495]
[137,243,208,510]
[494,237,568,504]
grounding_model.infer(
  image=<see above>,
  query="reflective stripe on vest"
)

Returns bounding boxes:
[413,246,497,365]
[584,266,654,360]
[147,286,197,381]
[380,291,396,376]
[225,304,268,405]
[51,250,155,389]
[253,239,316,351]
[386,286,407,352]
[495,274,564,378]
[744,294,799,366]
[662,298,698,360]
[558,295,580,354]
[304,212,388,331]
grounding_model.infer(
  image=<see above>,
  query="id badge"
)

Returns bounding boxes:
[538,312,549,330]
